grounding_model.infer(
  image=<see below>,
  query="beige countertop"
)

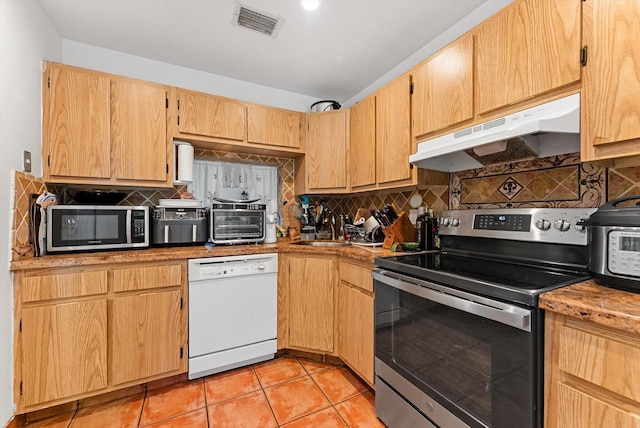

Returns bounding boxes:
[539,279,640,335]
[10,240,399,271]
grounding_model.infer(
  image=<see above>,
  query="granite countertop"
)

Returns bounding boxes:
[539,279,640,334]
[10,240,398,271]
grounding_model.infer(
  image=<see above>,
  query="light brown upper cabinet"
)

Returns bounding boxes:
[111,79,168,183]
[376,74,414,187]
[349,95,377,191]
[247,105,302,149]
[304,109,349,193]
[174,88,246,141]
[42,62,171,188]
[43,63,111,181]
[475,0,581,115]
[412,33,474,139]
[581,0,640,164]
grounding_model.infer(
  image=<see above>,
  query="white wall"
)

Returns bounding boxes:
[343,0,514,107]
[63,41,319,112]
[0,0,62,424]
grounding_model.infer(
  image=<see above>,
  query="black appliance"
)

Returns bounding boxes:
[151,207,208,246]
[374,207,596,428]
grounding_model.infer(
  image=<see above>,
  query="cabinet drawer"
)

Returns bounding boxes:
[559,324,640,402]
[558,383,640,428]
[22,271,108,302]
[113,263,182,292]
[339,260,373,293]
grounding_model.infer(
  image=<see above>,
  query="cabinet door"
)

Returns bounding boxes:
[376,74,412,186]
[176,89,246,141]
[111,79,168,183]
[349,95,376,190]
[412,34,474,137]
[247,105,301,149]
[338,283,374,385]
[44,65,111,180]
[557,383,640,428]
[476,0,581,114]
[288,256,335,353]
[22,300,108,406]
[582,0,640,162]
[307,110,348,191]
[110,290,182,385]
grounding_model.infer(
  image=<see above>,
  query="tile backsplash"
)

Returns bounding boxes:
[11,151,640,260]
[450,152,606,209]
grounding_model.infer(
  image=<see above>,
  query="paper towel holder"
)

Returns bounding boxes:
[173,140,194,184]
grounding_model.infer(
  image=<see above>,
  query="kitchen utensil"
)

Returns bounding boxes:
[409,192,423,209]
[310,100,341,112]
[390,242,420,252]
[364,216,380,234]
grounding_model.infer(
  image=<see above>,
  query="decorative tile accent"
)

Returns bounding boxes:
[11,171,46,260]
[497,178,523,200]
[609,166,640,200]
[451,153,606,209]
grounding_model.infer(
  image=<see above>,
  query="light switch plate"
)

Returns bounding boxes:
[23,150,31,172]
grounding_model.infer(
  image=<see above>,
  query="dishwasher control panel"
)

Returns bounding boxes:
[188,253,278,281]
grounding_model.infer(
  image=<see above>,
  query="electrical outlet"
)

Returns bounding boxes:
[23,150,31,172]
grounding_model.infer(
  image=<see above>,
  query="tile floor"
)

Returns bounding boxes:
[25,356,385,428]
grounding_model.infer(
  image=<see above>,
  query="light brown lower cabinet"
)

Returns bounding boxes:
[278,255,375,387]
[545,312,640,428]
[13,260,187,413]
[286,254,336,353]
[337,260,374,386]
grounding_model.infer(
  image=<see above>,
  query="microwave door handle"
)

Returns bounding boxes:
[372,270,531,332]
[126,210,132,243]
[164,225,169,243]
[192,224,197,242]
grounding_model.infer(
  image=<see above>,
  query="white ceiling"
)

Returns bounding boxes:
[37,0,509,103]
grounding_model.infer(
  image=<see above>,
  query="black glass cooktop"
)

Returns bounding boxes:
[375,251,589,307]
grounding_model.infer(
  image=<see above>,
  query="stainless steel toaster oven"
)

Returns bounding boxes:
[210,203,266,244]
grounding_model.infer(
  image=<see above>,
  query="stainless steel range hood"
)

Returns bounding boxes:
[409,93,581,172]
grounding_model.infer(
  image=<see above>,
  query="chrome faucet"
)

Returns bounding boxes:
[323,210,336,240]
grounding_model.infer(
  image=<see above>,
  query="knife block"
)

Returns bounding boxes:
[382,212,416,249]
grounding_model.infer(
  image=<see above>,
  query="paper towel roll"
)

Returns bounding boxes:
[176,142,194,183]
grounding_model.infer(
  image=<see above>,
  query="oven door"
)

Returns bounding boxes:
[373,269,540,428]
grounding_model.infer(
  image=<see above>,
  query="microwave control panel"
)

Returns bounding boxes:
[131,209,147,242]
[608,230,640,276]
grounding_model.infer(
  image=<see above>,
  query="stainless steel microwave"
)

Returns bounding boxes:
[46,205,149,253]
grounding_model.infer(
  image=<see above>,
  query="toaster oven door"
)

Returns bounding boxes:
[210,209,265,243]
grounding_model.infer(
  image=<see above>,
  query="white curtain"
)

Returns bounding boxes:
[188,159,279,216]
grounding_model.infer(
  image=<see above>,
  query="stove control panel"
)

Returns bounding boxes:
[440,208,597,245]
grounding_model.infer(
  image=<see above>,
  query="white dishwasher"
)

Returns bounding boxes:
[188,253,278,379]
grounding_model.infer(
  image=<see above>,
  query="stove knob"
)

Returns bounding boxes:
[554,219,571,232]
[535,218,551,230]
[450,218,460,227]
[440,217,450,227]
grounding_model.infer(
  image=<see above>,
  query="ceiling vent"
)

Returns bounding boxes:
[233,5,283,37]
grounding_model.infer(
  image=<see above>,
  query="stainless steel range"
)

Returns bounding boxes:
[373,207,596,428]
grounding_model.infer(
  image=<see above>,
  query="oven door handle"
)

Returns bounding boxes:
[373,270,532,332]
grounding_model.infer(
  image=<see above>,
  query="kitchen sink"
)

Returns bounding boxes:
[291,240,351,247]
